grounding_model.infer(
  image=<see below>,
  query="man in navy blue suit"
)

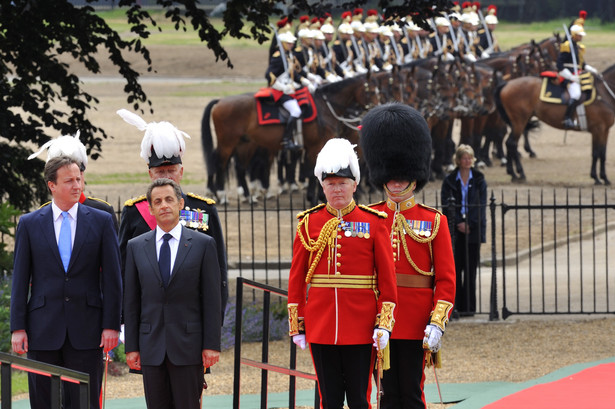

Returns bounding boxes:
[10,156,122,409]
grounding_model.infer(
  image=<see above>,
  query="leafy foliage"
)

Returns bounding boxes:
[0,0,450,211]
[221,297,288,350]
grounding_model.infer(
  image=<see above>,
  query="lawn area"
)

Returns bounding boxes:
[94,10,615,51]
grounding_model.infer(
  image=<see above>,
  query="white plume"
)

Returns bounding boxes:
[28,130,88,168]
[117,109,191,162]
[314,138,360,185]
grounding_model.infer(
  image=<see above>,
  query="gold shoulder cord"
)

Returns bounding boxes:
[296,215,341,284]
[394,212,441,276]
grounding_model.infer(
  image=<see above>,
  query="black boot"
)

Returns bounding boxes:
[282,117,301,151]
[563,98,580,129]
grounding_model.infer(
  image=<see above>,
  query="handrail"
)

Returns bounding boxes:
[233,277,319,409]
[0,352,89,409]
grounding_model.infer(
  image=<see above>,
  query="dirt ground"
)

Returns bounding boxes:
[46,42,615,406]
[77,44,615,204]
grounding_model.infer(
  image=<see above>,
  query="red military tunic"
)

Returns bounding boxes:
[371,196,456,340]
[288,200,397,345]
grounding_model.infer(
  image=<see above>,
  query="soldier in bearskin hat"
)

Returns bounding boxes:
[287,138,397,409]
[361,103,456,409]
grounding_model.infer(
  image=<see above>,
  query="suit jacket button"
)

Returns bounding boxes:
[65,297,70,302]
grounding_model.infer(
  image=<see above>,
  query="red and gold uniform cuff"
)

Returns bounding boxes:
[430,300,453,331]
[376,302,396,332]
[287,303,305,336]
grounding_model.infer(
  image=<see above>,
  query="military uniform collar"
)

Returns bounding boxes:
[326,200,356,218]
[386,196,416,212]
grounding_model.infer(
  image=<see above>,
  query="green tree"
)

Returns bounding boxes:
[0,0,450,211]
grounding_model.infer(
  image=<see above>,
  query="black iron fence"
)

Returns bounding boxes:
[125,186,613,320]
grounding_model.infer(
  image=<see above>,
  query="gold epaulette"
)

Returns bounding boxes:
[186,192,216,205]
[87,197,112,206]
[273,50,280,57]
[358,204,388,218]
[39,201,51,209]
[428,32,436,39]
[294,45,303,52]
[367,200,386,207]
[401,37,408,44]
[296,203,326,219]
[560,41,571,53]
[334,39,341,45]
[418,203,443,215]
[478,28,485,34]
[124,195,147,207]
[578,43,586,51]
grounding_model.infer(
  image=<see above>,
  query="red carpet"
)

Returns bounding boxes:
[483,363,615,409]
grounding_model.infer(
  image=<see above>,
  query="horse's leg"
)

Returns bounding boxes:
[505,133,525,181]
[523,129,537,158]
[591,131,610,185]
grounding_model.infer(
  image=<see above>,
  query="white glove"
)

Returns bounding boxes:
[292,334,306,350]
[464,53,477,63]
[372,329,389,351]
[560,68,576,82]
[585,64,598,75]
[343,70,354,79]
[444,53,455,62]
[422,324,443,352]
[481,51,490,59]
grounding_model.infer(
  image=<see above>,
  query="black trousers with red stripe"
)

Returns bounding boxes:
[310,343,374,409]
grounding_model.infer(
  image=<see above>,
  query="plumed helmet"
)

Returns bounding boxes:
[360,103,431,193]
[485,14,498,25]
[570,24,586,37]
[314,138,361,185]
[116,109,191,168]
[28,131,88,171]
[278,30,297,43]
[435,16,450,27]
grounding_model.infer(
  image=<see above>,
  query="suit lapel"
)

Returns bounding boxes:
[142,231,161,282]
[69,204,91,273]
[39,206,63,269]
[169,226,192,286]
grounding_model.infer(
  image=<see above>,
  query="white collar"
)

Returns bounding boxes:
[156,223,182,242]
[52,201,79,222]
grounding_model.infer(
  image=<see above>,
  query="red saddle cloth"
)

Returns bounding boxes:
[254,87,317,125]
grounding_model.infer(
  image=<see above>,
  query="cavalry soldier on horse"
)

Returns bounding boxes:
[557,24,598,129]
[265,28,315,150]
[429,16,457,61]
[478,5,500,59]
[333,21,357,77]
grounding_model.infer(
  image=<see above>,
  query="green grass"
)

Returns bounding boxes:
[496,19,615,49]
[96,10,267,48]
[0,370,29,396]
[93,10,615,51]
[85,172,205,186]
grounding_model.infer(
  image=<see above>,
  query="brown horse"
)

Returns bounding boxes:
[201,75,380,203]
[495,64,615,184]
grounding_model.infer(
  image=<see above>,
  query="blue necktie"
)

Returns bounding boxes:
[58,211,72,272]
[159,233,172,288]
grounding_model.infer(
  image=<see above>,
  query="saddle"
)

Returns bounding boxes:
[254,87,317,126]
[539,71,596,106]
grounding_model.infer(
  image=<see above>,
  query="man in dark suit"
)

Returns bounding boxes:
[124,178,222,409]
[10,156,122,409]
[116,109,228,326]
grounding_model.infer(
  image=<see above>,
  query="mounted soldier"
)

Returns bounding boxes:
[265,28,315,150]
[557,24,598,129]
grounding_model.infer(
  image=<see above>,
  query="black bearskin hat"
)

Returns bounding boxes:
[360,103,431,192]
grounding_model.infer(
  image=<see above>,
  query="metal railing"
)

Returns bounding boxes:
[113,187,615,319]
[232,277,318,409]
[0,352,90,409]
